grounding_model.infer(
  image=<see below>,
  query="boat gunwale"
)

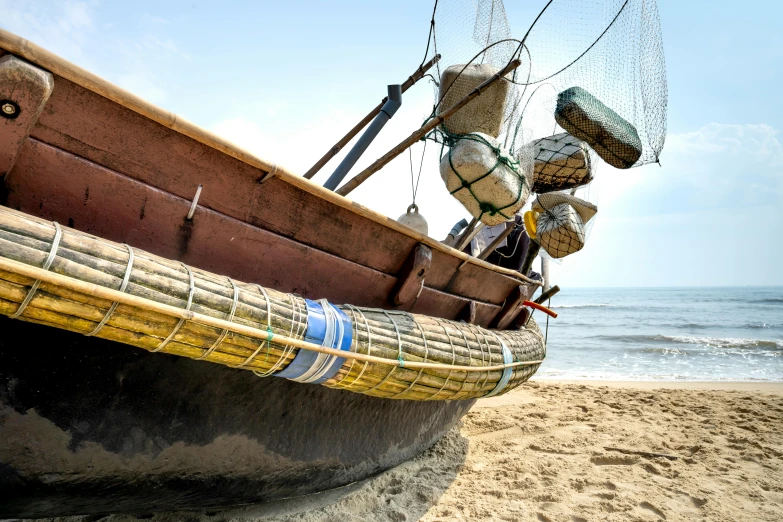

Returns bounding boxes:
[0,28,540,287]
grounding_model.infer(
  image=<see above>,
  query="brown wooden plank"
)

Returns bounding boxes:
[4,138,501,325]
[29,77,520,305]
[0,56,53,177]
[0,29,540,292]
[391,243,431,306]
[458,301,478,324]
[491,285,526,330]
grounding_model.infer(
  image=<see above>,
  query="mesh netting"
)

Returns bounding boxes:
[531,132,593,194]
[422,0,666,165]
[531,193,598,259]
[416,0,666,255]
[536,203,586,259]
[440,132,532,225]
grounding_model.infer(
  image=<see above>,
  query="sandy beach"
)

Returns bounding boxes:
[78,380,783,522]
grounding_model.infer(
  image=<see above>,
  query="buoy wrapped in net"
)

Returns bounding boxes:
[555,86,643,170]
[532,133,593,194]
[440,133,532,226]
[437,64,510,138]
[536,203,585,259]
[532,193,597,259]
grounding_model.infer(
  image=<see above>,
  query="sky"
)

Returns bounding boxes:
[2,0,781,287]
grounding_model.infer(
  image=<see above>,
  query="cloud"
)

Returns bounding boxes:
[666,123,783,198]
[668,123,783,159]
[0,0,97,69]
[115,72,168,104]
[209,86,472,240]
[211,106,356,175]
[594,122,783,219]
[1,1,187,105]
[549,122,783,286]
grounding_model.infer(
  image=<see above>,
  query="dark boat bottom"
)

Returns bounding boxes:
[0,317,474,518]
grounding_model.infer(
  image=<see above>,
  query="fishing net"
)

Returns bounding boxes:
[420,0,666,164]
[425,0,667,160]
[531,193,598,259]
[531,132,593,194]
[416,0,666,254]
[440,132,532,226]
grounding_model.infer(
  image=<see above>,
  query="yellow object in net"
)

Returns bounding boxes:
[523,210,538,239]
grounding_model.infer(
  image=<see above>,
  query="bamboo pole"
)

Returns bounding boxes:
[303,54,441,180]
[0,257,543,373]
[335,59,523,196]
[452,217,478,253]
[0,208,545,400]
[456,222,485,253]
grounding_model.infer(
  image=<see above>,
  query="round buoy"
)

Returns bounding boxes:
[397,203,429,236]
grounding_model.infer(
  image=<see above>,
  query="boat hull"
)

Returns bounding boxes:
[0,317,474,518]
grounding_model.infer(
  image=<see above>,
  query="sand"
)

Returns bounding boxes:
[48,381,783,522]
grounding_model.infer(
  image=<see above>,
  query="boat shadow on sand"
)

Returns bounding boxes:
[87,431,469,522]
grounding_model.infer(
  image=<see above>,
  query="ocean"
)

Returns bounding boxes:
[533,286,783,382]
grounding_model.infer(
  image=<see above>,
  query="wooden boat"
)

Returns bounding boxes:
[0,29,544,517]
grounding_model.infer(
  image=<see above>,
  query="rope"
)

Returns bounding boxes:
[363,309,404,396]
[197,278,239,360]
[340,304,373,390]
[484,335,514,398]
[511,0,631,87]
[427,317,457,400]
[472,323,495,392]
[152,262,195,352]
[246,286,284,373]
[254,292,304,377]
[85,244,134,337]
[493,222,525,259]
[283,295,307,371]
[453,319,473,395]
[442,132,529,223]
[11,222,62,319]
[418,0,438,70]
[289,299,347,383]
[340,305,362,379]
[234,284,276,369]
[391,314,429,398]
[408,139,428,205]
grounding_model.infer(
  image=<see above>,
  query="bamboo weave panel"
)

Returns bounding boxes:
[0,206,545,400]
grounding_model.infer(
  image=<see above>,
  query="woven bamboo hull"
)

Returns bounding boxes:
[0,317,474,517]
[0,30,545,516]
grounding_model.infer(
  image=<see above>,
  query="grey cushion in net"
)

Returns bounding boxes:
[532,133,593,193]
[536,203,586,259]
[555,87,642,169]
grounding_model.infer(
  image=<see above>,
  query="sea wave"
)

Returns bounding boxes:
[592,334,783,350]
[551,303,611,309]
[557,321,782,331]
[635,322,781,331]
[746,323,779,329]
[757,298,783,304]
[661,335,783,350]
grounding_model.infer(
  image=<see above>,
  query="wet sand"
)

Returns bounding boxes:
[53,381,783,522]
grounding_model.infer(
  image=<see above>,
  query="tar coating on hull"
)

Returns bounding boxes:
[0,317,474,517]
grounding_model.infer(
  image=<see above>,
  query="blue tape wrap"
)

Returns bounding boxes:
[275,299,353,384]
[484,341,513,398]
